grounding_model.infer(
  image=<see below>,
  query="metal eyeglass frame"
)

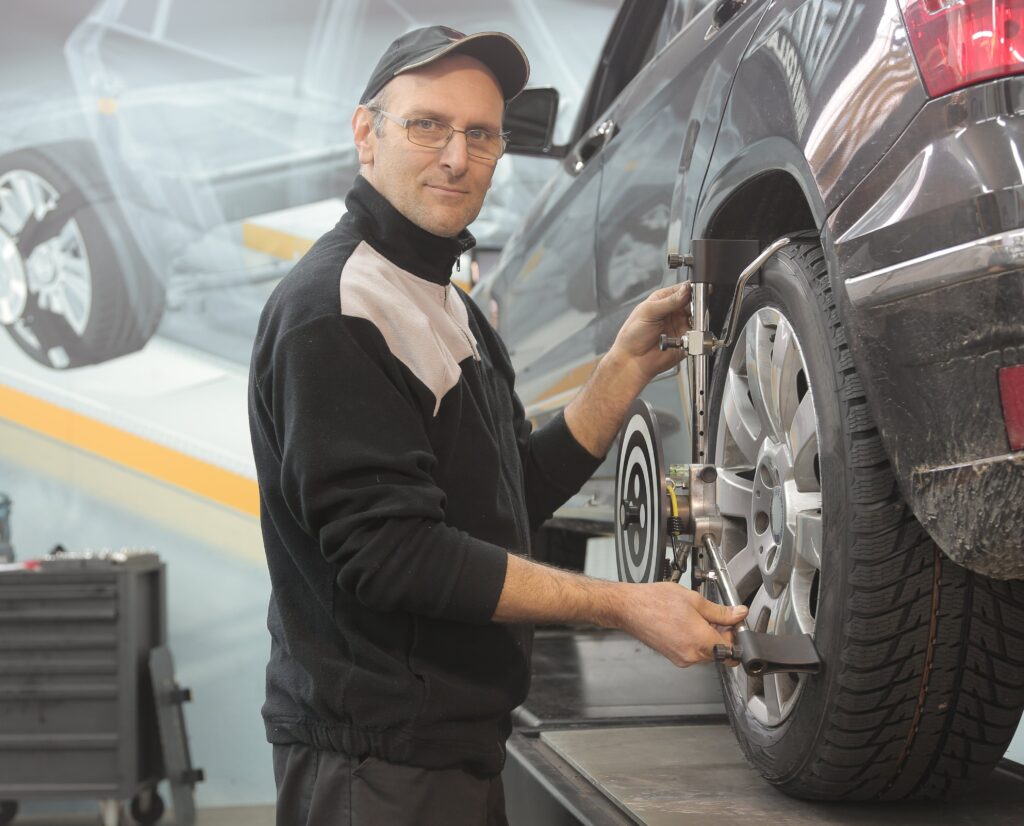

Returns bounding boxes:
[368,108,509,161]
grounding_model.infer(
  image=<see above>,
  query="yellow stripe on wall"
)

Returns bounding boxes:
[0,384,259,517]
[242,222,315,261]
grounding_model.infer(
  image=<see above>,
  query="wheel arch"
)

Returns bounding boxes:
[690,154,824,335]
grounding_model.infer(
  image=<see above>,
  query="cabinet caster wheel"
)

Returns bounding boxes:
[130,789,165,825]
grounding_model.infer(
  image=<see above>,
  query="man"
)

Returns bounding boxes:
[248,25,747,826]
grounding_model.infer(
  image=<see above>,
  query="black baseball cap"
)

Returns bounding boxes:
[359,25,530,105]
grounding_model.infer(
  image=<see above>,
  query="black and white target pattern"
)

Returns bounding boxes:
[614,399,667,583]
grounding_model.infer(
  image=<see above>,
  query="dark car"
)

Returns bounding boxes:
[480,0,1024,801]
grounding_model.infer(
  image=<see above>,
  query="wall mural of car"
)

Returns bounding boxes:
[0,0,619,369]
[479,0,1024,801]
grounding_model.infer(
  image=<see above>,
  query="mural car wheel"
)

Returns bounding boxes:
[0,141,164,369]
[708,241,1024,800]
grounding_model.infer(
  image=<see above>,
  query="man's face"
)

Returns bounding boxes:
[353,55,505,238]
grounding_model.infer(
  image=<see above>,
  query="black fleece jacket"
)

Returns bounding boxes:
[247,176,602,776]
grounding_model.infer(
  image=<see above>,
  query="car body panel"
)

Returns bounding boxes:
[695,0,927,240]
[828,78,1024,577]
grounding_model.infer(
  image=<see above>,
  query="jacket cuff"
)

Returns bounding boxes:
[441,537,509,623]
[534,410,605,487]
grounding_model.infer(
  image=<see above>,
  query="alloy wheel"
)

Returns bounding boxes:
[715,306,823,726]
[0,169,92,335]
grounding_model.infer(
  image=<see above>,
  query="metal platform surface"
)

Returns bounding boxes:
[505,628,1024,826]
[515,628,724,729]
[542,724,1024,825]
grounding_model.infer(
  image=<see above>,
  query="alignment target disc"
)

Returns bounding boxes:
[614,398,668,583]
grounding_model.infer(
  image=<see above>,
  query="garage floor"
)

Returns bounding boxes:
[16,806,274,826]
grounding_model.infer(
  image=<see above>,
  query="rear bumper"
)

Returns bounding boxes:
[829,79,1024,578]
[841,230,1024,578]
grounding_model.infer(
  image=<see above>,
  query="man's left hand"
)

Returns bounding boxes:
[564,281,693,458]
[609,282,693,386]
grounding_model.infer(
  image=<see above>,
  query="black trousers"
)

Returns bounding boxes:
[272,743,509,826]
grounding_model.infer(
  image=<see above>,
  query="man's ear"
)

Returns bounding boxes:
[352,107,376,167]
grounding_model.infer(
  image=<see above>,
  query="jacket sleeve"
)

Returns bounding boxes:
[514,401,605,536]
[259,314,508,623]
[462,294,604,534]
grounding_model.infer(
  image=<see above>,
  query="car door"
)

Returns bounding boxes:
[492,2,653,430]
[584,0,772,518]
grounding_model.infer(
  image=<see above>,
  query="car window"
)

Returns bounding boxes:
[575,0,669,139]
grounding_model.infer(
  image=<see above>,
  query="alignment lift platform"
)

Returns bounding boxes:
[503,628,1024,826]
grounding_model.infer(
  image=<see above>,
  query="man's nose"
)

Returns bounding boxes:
[438,131,470,175]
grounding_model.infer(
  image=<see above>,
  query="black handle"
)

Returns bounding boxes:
[713,0,747,29]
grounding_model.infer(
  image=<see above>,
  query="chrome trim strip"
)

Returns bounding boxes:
[913,451,1024,477]
[845,227,1024,309]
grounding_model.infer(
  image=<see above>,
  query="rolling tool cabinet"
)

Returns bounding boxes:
[0,551,200,825]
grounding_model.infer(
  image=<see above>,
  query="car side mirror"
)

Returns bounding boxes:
[504,88,566,158]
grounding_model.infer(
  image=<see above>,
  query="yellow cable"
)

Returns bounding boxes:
[665,477,679,518]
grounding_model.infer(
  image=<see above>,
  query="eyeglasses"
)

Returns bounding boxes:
[369,108,509,161]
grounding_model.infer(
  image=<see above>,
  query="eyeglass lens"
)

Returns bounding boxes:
[407,119,504,160]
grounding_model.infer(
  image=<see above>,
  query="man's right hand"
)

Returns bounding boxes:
[615,582,747,668]
[493,553,748,668]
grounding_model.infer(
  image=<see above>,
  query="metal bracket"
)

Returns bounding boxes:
[661,234,821,677]
[149,646,203,826]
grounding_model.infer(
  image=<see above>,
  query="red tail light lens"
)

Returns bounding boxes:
[899,0,1024,97]
[1000,365,1024,451]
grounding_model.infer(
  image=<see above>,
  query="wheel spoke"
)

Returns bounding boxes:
[59,252,89,285]
[0,186,25,235]
[794,508,823,570]
[58,269,91,333]
[763,673,785,722]
[747,582,778,632]
[723,369,763,465]
[726,545,761,601]
[774,582,804,637]
[788,392,819,490]
[745,311,780,443]
[771,321,801,435]
[717,468,753,518]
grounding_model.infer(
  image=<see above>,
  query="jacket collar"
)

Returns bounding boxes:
[345,175,476,286]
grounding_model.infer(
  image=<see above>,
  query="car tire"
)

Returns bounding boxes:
[707,240,1024,800]
[0,141,164,369]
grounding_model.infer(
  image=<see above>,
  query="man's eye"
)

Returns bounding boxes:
[414,119,440,131]
[465,129,488,141]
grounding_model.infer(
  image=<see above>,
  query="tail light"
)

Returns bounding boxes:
[1000,365,1024,451]
[899,0,1024,97]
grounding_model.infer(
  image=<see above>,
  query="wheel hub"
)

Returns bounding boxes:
[752,441,797,596]
[0,227,27,325]
[27,244,58,286]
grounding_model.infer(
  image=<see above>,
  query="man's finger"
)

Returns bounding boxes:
[698,598,748,626]
[638,285,691,322]
[646,282,691,305]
